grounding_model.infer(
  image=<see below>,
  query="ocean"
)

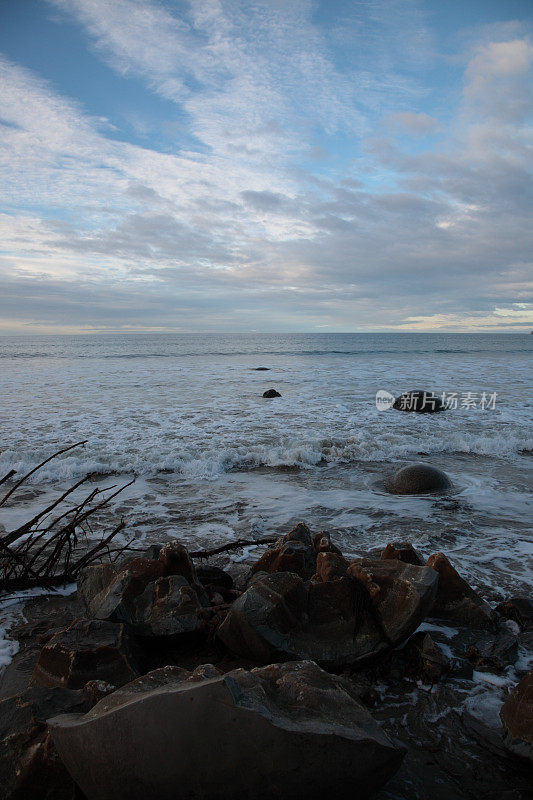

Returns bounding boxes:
[0,331,532,601]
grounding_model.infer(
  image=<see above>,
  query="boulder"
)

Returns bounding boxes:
[30,618,141,690]
[49,660,404,800]
[465,631,518,673]
[0,686,89,799]
[253,367,270,370]
[251,522,318,580]
[495,598,533,631]
[500,670,533,763]
[381,541,424,566]
[385,463,452,494]
[262,389,281,398]
[218,557,438,668]
[426,553,494,629]
[392,390,444,413]
[402,632,450,684]
[78,541,209,636]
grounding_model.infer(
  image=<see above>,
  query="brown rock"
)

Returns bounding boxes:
[0,686,89,799]
[466,632,518,673]
[426,553,494,629]
[496,598,533,631]
[49,660,405,800]
[251,522,317,580]
[381,542,424,566]
[30,618,141,690]
[500,670,533,763]
[218,558,437,668]
[403,632,450,684]
[385,464,452,495]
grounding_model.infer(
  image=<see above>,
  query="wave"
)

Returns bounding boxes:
[2,430,530,484]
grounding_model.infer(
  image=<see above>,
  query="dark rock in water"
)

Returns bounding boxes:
[385,463,452,494]
[500,669,533,763]
[49,660,405,800]
[496,598,533,631]
[30,618,142,690]
[381,541,424,566]
[253,367,270,370]
[218,556,437,668]
[262,388,281,397]
[0,686,89,799]
[466,632,519,673]
[393,390,444,413]
[402,632,450,684]
[426,552,494,629]
[78,540,209,636]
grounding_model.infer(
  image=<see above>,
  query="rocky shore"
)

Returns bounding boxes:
[1,522,531,800]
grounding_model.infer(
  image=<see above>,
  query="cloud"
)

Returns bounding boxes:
[0,3,532,332]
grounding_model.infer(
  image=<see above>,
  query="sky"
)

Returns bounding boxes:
[0,0,532,333]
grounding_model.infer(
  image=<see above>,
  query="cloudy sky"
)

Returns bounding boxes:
[0,0,531,333]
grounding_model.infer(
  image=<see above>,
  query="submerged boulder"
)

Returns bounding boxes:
[500,669,533,763]
[393,390,444,413]
[49,660,404,800]
[385,463,452,495]
[78,541,209,637]
[30,618,142,690]
[426,552,494,629]
[218,556,438,668]
[262,388,281,398]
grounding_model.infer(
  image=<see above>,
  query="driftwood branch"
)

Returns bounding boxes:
[189,536,277,559]
[0,442,133,592]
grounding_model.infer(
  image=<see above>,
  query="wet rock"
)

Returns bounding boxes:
[392,390,444,413]
[466,632,519,673]
[218,557,437,668]
[262,388,281,398]
[81,680,116,706]
[0,686,89,799]
[49,660,404,800]
[251,522,317,580]
[195,565,234,592]
[500,669,533,763]
[30,618,141,690]
[496,598,533,631]
[253,367,270,370]
[426,553,494,629]
[402,632,450,684]
[385,463,452,495]
[78,541,209,636]
[381,541,424,566]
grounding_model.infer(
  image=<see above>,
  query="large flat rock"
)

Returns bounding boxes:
[49,660,404,800]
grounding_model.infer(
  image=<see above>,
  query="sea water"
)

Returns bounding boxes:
[0,332,531,598]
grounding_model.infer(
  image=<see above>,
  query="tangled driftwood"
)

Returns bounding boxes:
[0,442,133,592]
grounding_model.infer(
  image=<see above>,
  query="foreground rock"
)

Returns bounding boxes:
[385,463,452,494]
[31,618,142,690]
[496,597,533,631]
[49,661,404,800]
[393,390,444,413]
[262,388,281,398]
[426,552,494,629]
[0,686,89,799]
[500,669,533,763]
[381,541,424,566]
[218,554,438,668]
[78,541,210,636]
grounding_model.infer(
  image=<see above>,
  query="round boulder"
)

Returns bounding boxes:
[385,463,452,494]
[263,389,281,398]
[393,390,444,413]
